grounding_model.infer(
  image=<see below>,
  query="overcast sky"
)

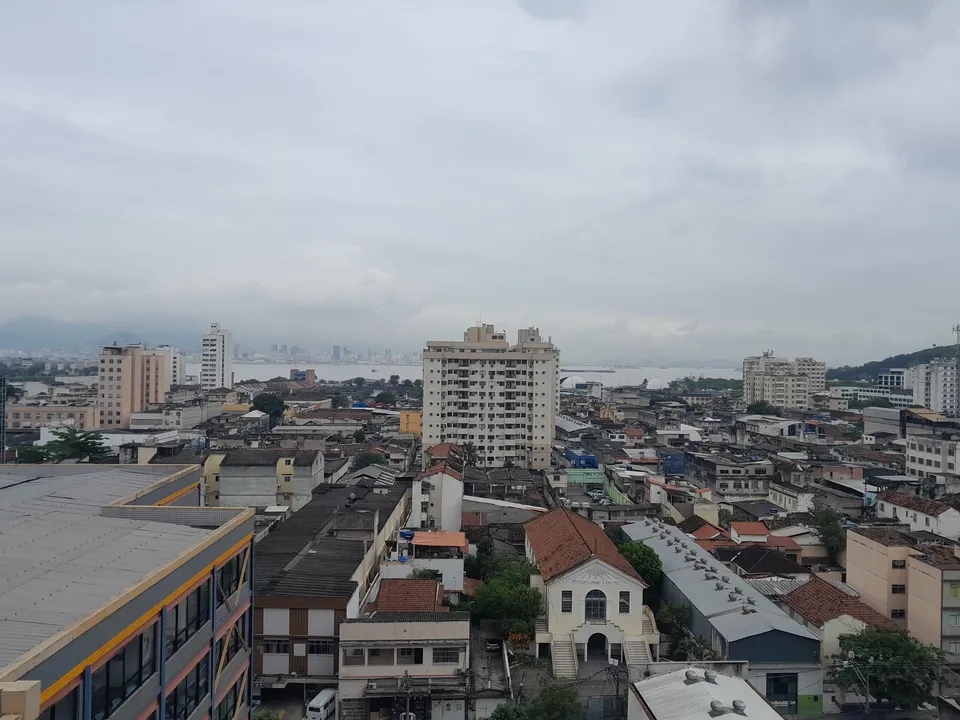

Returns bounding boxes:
[2,0,960,363]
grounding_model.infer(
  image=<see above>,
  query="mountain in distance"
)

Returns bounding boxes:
[828,344,960,382]
[0,315,201,353]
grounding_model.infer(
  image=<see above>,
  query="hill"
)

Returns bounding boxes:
[828,345,960,382]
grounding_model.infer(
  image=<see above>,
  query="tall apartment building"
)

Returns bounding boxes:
[908,360,960,416]
[153,345,185,387]
[202,323,233,390]
[98,345,171,428]
[742,351,826,410]
[422,324,559,470]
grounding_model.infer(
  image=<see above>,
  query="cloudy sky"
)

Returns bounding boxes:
[2,0,960,364]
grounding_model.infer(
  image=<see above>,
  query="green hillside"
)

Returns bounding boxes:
[828,344,960,382]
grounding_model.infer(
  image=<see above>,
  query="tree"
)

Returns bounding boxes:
[45,427,110,462]
[389,374,400,386]
[474,579,542,639]
[850,397,895,410]
[17,445,51,463]
[828,626,946,709]
[672,635,717,662]
[401,379,413,388]
[252,393,287,423]
[5,382,20,399]
[525,683,586,720]
[351,451,387,471]
[352,377,366,388]
[411,568,439,580]
[488,704,527,720]
[810,500,846,564]
[465,537,498,580]
[746,400,780,415]
[413,379,422,389]
[463,442,479,467]
[353,430,366,443]
[332,394,347,409]
[619,542,663,587]
[656,603,692,637]
[374,391,396,405]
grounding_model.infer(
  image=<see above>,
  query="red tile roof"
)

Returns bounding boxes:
[781,577,897,629]
[416,460,462,482]
[731,522,770,536]
[624,428,645,437]
[428,443,460,459]
[374,579,448,613]
[524,508,643,583]
[462,511,488,527]
[877,491,954,517]
[766,535,801,551]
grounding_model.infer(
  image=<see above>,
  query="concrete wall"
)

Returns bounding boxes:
[908,555,944,648]
[845,531,908,624]
[543,558,647,639]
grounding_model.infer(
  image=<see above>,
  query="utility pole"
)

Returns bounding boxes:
[842,652,872,714]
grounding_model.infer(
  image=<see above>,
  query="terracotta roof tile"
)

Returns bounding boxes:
[462,578,483,597]
[877,491,957,517]
[416,460,463,482]
[524,508,643,583]
[374,579,447,613]
[781,577,897,629]
[730,521,770,536]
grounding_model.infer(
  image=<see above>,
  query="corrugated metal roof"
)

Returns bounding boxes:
[746,576,859,598]
[632,667,782,720]
[622,519,818,644]
[0,466,212,669]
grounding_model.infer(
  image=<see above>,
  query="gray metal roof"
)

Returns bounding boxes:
[622,519,818,644]
[746,576,859,598]
[0,466,212,669]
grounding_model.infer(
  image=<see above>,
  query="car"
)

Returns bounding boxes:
[486,639,502,652]
[599,499,613,506]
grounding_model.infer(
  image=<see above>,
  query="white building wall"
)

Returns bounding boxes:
[876,499,960,539]
[422,324,559,470]
[379,558,465,592]
[201,322,233,390]
[308,609,336,636]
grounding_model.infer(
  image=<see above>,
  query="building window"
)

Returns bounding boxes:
[165,654,210,720]
[308,640,334,655]
[262,638,290,654]
[892,560,906,569]
[40,686,79,720]
[619,591,630,614]
[585,589,607,622]
[217,554,243,604]
[891,609,906,619]
[214,677,243,720]
[397,648,424,665]
[433,647,461,664]
[892,584,906,594]
[949,583,960,598]
[949,613,960,627]
[91,625,157,720]
[561,591,572,613]
[165,580,210,655]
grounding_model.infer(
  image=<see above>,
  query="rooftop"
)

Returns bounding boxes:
[0,465,239,672]
[781,577,897,628]
[412,531,468,550]
[746,576,859,598]
[714,546,808,576]
[524,508,642,582]
[877,490,960,517]
[220,448,318,467]
[631,667,783,720]
[372,579,447,614]
[343,611,470,624]
[623,518,818,644]
[729,522,770,536]
[912,545,960,570]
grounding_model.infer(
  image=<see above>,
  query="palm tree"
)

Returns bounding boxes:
[462,442,479,467]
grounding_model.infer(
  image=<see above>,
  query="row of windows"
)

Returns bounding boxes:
[165,653,210,720]
[218,555,243,601]
[342,646,461,665]
[92,625,157,720]
[166,580,211,655]
[560,590,630,616]
[216,610,249,667]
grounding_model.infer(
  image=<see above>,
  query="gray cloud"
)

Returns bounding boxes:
[2,0,960,364]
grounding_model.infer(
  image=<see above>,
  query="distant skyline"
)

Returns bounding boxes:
[3,2,960,364]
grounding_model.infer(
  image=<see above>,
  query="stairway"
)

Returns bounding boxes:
[625,637,650,666]
[551,638,577,679]
[642,611,658,636]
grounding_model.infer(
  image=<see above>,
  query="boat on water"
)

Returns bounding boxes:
[370,368,377,373]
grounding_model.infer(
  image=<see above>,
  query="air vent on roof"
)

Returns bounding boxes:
[706,573,718,580]
[711,565,719,572]
[681,542,689,549]
[733,700,746,713]
[704,670,718,683]
[685,669,698,681]
[659,532,667,539]
[667,539,675,546]
[747,596,756,605]
[734,586,744,594]
[710,701,725,714]
[675,546,683,553]
[728,592,740,601]
[715,581,725,590]
[685,553,696,561]
[721,575,730,583]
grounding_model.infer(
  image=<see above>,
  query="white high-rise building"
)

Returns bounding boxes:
[908,360,960,415]
[422,324,559,470]
[152,345,185,388]
[742,351,826,410]
[201,323,233,390]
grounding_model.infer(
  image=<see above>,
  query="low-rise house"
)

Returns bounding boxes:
[628,667,786,720]
[623,519,823,715]
[779,577,896,658]
[769,481,815,514]
[876,491,960,538]
[524,508,660,679]
[380,531,468,594]
[413,447,465,531]
[205,448,324,511]
[685,450,775,502]
[715,545,807,578]
[338,612,470,720]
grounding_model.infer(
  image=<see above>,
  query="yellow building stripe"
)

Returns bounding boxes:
[156,481,201,506]
[40,533,252,704]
